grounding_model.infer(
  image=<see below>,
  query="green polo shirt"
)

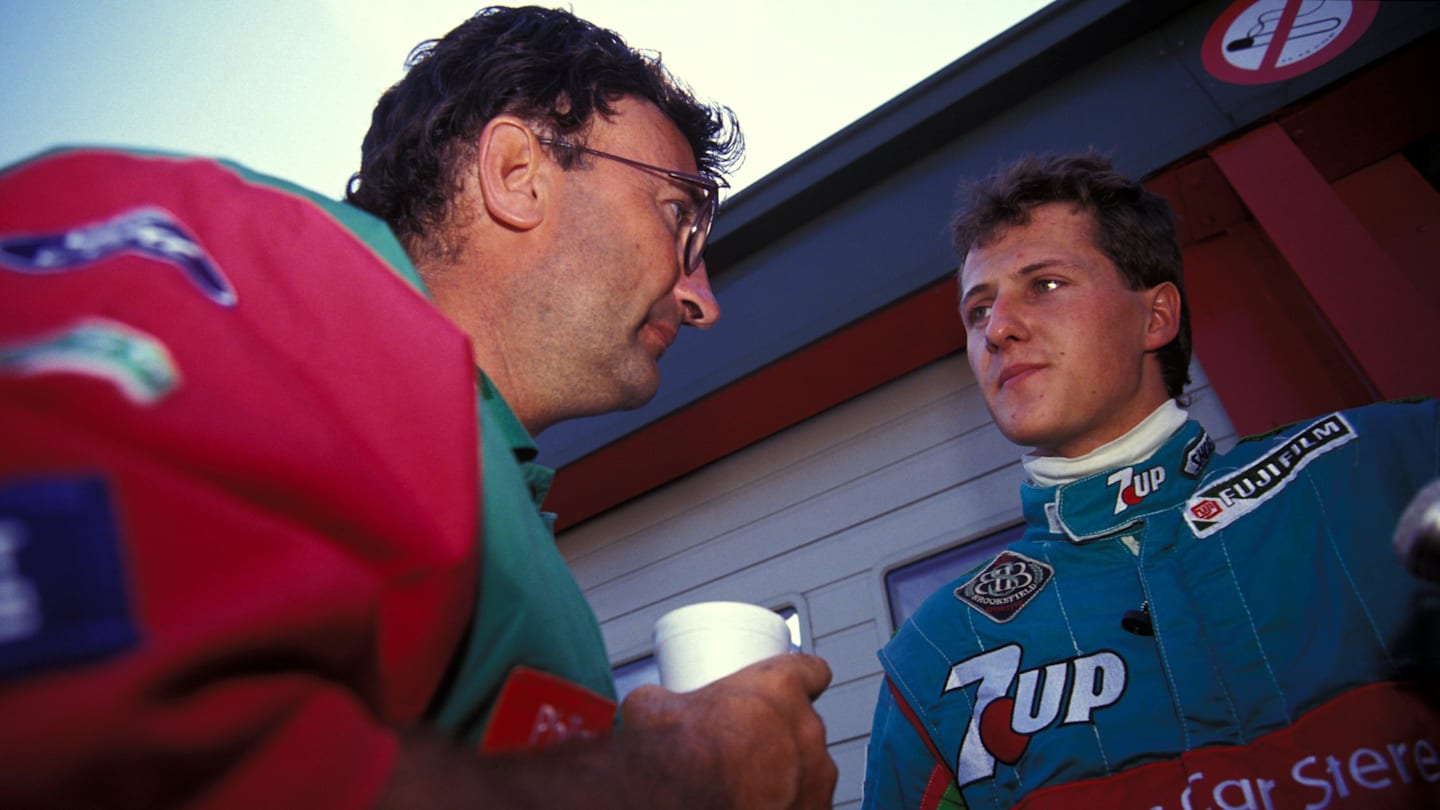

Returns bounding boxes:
[426,373,618,743]
[227,168,616,740]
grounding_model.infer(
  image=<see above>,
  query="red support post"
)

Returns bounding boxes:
[1210,124,1440,401]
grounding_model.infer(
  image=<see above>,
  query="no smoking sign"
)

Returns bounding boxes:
[1202,0,1378,84]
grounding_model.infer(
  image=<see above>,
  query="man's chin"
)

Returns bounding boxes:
[992,415,1055,451]
[612,372,661,413]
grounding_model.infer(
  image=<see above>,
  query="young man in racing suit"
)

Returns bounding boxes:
[862,152,1440,809]
[0,7,835,809]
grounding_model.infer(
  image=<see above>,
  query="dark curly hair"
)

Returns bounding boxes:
[345,5,742,254]
[952,151,1192,399]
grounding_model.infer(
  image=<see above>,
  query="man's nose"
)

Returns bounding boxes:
[984,296,1026,349]
[676,262,720,328]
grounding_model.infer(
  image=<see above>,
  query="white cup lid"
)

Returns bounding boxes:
[653,601,788,646]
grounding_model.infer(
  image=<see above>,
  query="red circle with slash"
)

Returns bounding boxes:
[1202,0,1377,85]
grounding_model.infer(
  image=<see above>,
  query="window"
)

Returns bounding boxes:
[612,605,802,703]
[883,524,1024,631]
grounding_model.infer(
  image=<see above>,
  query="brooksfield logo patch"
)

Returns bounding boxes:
[1184,413,1356,538]
[955,551,1053,623]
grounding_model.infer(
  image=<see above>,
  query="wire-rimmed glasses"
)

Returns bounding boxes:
[538,137,725,275]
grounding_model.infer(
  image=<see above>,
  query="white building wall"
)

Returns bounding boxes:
[558,351,1235,809]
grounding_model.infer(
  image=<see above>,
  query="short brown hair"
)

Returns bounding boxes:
[347,6,742,256]
[952,151,1191,398]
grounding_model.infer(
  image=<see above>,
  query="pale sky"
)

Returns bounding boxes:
[1,1,1052,199]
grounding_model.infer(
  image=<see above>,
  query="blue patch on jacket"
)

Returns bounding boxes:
[0,475,137,680]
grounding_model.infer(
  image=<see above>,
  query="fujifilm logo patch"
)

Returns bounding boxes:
[1184,413,1356,538]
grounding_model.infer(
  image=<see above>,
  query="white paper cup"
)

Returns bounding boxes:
[653,601,792,692]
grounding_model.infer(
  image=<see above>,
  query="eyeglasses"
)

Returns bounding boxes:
[538,138,726,275]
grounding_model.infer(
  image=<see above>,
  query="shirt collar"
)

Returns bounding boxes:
[1022,400,1188,486]
[1021,420,1216,543]
[478,373,552,508]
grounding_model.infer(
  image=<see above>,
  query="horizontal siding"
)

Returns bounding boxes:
[558,351,1235,805]
[560,331,983,544]
[561,357,985,575]
[807,572,876,637]
[582,423,1017,619]
[815,623,886,688]
[592,461,1025,661]
[830,736,872,807]
[819,674,887,743]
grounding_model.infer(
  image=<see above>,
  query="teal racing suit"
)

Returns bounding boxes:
[863,401,1440,809]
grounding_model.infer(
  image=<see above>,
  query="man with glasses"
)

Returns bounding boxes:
[0,6,834,809]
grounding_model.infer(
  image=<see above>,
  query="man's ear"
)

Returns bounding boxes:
[1143,281,1182,351]
[476,116,547,231]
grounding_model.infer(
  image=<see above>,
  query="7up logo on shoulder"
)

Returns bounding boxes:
[1106,464,1166,515]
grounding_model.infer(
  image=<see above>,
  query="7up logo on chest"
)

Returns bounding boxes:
[946,644,1128,788]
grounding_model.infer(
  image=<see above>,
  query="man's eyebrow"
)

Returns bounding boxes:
[959,261,1056,308]
[959,280,993,309]
[656,175,706,208]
